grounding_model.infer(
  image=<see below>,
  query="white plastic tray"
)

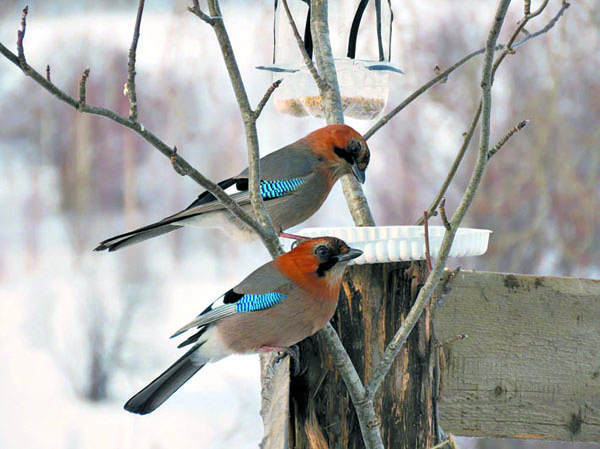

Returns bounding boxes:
[290,226,492,265]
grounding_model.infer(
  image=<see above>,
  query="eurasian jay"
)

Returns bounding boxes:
[124,236,362,415]
[95,124,370,251]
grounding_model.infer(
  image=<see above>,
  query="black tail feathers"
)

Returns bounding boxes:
[124,346,206,415]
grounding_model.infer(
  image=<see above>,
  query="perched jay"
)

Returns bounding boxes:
[95,124,370,251]
[124,236,362,415]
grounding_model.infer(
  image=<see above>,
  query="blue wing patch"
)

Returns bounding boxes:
[260,178,305,200]
[235,292,286,312]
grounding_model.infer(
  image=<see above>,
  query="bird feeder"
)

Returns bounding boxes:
[259,0,403,120]
[284,226,492,264]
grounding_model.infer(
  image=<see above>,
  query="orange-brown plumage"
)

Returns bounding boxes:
[124,236,362,415]
[303,124,369,165]
[274,237,351,299]
[96,124,371,251]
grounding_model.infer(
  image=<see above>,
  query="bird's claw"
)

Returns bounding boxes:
[262,345,303,376]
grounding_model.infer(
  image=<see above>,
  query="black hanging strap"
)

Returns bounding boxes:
[375,0,384,61]
[347,0,370,59]
[303,2,313,59]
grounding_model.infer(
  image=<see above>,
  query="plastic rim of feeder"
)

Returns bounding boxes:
[289,226,492,265]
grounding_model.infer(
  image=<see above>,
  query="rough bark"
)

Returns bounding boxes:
[291,262,436,448]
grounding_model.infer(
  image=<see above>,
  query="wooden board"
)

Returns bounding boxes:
[436,271,600,442]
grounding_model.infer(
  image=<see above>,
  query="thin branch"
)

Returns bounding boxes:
[430,435,458,449]
[0,34,276,250]
[17,5,27,68]
[78,67,90,110]
[253,79,282,120]
[424,211,433,271]
[440,198,451,231]
[280,0,327,91]
[309,0,376,227]
[491,0,550,83]
[415,1,568,226]
[309,0,343,124]
[195,0,282,258]
[416,103,482,226]
[366,0,512,400]
[487,119,529,160]
[319,325,384,449]
[126,0,145,122]
[512,1,570,50]
[365,1,569,141]
[187,0,218,25]
[364,48,487,140]
[305,2,380,447]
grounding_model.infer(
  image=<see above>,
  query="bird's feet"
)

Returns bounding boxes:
[260,345,303,376]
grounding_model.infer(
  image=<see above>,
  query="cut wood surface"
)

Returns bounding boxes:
[436,271,600,442]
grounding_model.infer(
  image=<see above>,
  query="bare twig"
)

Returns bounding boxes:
[253,79,282,120]
[365,1,568,141]
[365,48,487,140]
[126,0,145,121]
[487,119,529,160]
[512,2,570,49]
[430,434,458,449]
[280,0,327,91]
[16,5,28,67]
[436,334,468,348]
[524,0,531,16]
[492,0,550,83]
[415,1,567,226]
[187,0,218,25]
[294,2,380,447]
[193,0,282,258]
[170,146,189,176]
[78,67,90,110]
[424,211,433,271]
[366,0,512,400]
[0,30,276,251]
[309,0,376,227]
[319,325,384,449]
[416,103,482,226]
[440,198,451,231]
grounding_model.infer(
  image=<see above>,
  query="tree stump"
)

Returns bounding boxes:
[290,261,437,448]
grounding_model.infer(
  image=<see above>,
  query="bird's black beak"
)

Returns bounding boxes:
[337,248,363,262]
[351,162,366,184]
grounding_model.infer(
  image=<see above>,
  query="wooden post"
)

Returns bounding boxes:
[290,261,438,448]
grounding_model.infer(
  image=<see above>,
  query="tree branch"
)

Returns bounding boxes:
[200,0,283,258]
[366,0,513,400]
[309,0,376,227]
[424,211,433,271]
[306,2,381,447]
[415,102,482,226]
[17,6,28,68]
[440,198,451,231]
[0,16,277,254]
[487,119,529,160]
[253,79,282,120]
[280,0,327,91]
[414,0,566,226]
[319,324,384,449]
[365,1,569,141]
[78,67,90,110]
[126,0,145,122]
[187,0,218,25]
[364,48,487,141]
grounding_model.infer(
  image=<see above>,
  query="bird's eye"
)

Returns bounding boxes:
[315,245,331,259]
[347,139,362,156]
